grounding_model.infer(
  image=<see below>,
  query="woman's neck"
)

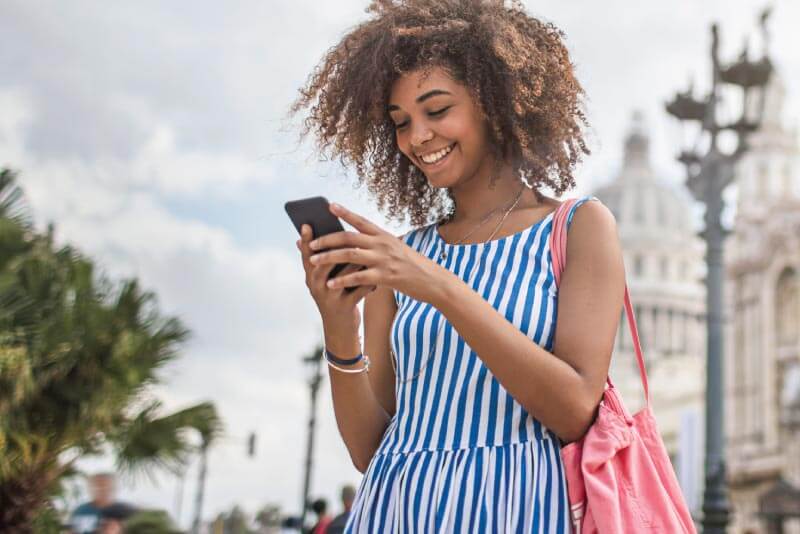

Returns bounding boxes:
[444,164,540,225]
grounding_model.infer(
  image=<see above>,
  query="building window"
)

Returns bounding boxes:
[757,162,769,200]
[783,163,793,196]
[634,255,644,277]
[658,198,668,227]
[661,257,670,279]
[781,362,800,429]
[776,267,800,348]
[634,196,645,224]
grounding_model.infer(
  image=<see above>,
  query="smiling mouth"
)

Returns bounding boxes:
[418,143,456,167]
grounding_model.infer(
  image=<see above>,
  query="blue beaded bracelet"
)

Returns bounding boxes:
[324,348,363,366]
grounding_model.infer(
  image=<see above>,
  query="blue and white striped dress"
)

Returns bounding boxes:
[344,195,597,533]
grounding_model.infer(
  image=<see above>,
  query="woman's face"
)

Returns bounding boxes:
[388,66,493,189]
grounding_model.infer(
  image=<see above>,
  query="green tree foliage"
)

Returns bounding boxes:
[0,169,223,532]
[124,509,183,534]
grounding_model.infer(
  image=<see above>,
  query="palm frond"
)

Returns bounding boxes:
[112,401,223,480]
[0,169,31,228]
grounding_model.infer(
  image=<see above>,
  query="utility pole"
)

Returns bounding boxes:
[665,8,773,533]
[299,342,325,532]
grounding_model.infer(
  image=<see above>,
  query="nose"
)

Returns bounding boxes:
[410,122,434,148]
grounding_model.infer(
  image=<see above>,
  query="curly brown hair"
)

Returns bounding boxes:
[290,0,590,229]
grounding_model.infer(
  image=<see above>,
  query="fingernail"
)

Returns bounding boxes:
[309,240,318,249]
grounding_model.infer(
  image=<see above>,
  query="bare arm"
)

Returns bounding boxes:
[323,268,398,473]
[297,220,394,474]
[429,201,625,442]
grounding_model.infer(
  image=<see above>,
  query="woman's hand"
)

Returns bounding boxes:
[297,223,375,335]
[306,202,448,304]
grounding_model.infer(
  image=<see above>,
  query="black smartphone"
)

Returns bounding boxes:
[284,196,360,288]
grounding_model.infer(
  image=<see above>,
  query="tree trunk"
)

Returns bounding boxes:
[0,470,54,534]
[191,444,209,534]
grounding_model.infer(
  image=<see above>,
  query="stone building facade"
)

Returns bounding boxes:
[591,73,800,530]
[725,73,800,534]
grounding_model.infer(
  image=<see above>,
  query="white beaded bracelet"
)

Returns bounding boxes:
[326,353,370,374]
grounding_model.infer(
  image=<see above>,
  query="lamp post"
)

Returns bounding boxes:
[299,342,325,532]
[665,10,773,533]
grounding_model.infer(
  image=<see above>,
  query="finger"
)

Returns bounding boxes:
[298,225,337,287]
[298,224,314,261]
[326,264,366,287]
[309,260,338,289]
[309,230,373,254]
[318,263,361,287]
[343,284,376,305]
[328,203,387,237]
[310,248,379,268]
[325,267,378,290]
[337,263,365,276]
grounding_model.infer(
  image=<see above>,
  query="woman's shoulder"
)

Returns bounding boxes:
[563,195,613,231]
[542,194,610,231]
[558,195,620,263]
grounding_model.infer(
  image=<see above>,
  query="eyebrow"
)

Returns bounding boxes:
[387,89,452,111]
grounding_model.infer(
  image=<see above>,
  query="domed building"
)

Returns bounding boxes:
[592,112,707,514]
[587,71,800,532]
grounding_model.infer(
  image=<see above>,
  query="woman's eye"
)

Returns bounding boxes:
[392,107,450,130]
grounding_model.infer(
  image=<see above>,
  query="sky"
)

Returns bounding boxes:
[1,0,799,529]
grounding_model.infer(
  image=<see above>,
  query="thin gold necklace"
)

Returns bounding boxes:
[389,183,527,384]
[438,183,526,261]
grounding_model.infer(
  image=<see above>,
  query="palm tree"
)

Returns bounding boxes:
[0,169,223,532]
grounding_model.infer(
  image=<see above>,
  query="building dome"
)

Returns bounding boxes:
[593,111,695,242]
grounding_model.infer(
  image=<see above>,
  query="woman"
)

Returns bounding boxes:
[291,1,625,531]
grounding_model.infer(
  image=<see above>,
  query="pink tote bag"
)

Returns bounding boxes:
[550,199,697,533]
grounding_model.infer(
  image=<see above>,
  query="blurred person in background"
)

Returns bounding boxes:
[99,502,139,534]
[69,473,117,534]
[326,485,355,534]
[69,473,135,534]
[307,497,332,534]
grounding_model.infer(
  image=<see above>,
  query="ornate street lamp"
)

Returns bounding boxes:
[665,9,774,533]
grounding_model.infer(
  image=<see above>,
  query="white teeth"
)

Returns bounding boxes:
[420,144,453,164]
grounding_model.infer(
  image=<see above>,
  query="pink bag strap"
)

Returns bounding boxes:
[550,198,650,406]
